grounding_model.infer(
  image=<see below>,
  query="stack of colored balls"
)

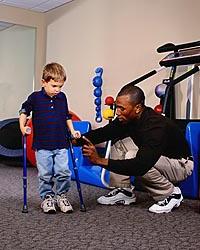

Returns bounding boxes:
[93,67,103,123]
[103,95,115,120]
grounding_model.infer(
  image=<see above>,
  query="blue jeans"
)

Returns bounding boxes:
[35,148,71,199]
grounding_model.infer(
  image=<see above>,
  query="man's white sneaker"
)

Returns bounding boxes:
[97,188,136,205]
[41,194,56,214]
[148,187,183,214]
[56,194,73,213]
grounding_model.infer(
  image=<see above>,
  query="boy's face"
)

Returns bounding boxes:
[42,79,64,97]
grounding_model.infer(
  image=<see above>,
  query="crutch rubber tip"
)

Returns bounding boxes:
[80,205,86,212]
[22,207,28,213]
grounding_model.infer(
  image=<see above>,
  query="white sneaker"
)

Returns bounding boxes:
[41,194,56,214]
[148,187,183,214]
[56,194,73,213]
[97,188,136,205]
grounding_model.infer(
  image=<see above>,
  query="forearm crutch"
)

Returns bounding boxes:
[22,135,28,213]
[68,138,86,212]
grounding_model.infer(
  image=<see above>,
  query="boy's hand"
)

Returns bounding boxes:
[71,130,81,139]
[21,126,31,136]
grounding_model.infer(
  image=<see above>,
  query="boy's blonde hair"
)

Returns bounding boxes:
[42,62,67,82]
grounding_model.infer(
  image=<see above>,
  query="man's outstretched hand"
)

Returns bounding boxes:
[82,136,108,166]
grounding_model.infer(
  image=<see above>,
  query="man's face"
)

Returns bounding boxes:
[115,94,139,123]
[42,79,64,97]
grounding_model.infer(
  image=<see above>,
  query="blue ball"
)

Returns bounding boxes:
[94,98,101,106]
[95,67,103,74]
[95,116,102,123]
[95,106,101,112]
[93,76,102,87]
[94,87,102,97]
[155,84,167,98]
[96,110,101,116]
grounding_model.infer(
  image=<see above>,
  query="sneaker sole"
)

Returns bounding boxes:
[98,197,136,206]
[43,209,56,214]
[57,206,73,213]
[59,209,73,214]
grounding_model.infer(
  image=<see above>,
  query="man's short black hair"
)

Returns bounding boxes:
[117,84,145,105]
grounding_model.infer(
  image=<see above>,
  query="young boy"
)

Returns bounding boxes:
[19,62,81,214]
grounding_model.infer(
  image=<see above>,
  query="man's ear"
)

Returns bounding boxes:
[135,103,142,114]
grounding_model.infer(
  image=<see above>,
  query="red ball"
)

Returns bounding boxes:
[105,96,114,105]
[154,104,163,114]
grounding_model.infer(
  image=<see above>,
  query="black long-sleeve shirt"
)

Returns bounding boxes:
[83,107,191,176]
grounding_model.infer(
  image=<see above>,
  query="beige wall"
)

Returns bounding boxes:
[0,25,35,120]
[46,0,200,127]
[1,1,200,123]
[0,4,47,86]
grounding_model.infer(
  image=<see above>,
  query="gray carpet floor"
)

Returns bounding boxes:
[0,158,200,250]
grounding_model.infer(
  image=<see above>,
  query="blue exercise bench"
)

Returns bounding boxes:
[68,121,109,188]
[179,122,200,198]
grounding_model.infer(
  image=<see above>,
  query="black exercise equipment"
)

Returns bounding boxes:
[158,42,200,118]
[159,47,200,67]
[157,40,200,53]
[126,40,200,119]
[128,67,165,86]
[0,118,23,157]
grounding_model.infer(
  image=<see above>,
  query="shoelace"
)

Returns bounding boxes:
[45,197,55,207]
[107,188,120,196]
[59,195,71,206]
[157,193,181,206]
[158,199,169,206]
[107,188,134,197]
